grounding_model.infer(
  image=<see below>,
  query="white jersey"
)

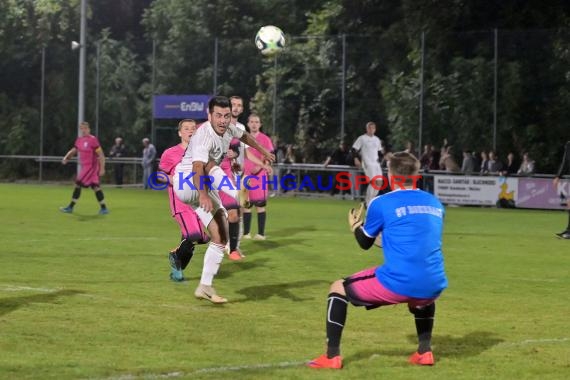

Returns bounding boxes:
[176,121,244,173]
[352,134,383,169]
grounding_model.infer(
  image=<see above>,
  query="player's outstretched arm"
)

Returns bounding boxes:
[96,147,106,176]
[62,147,77,164]
[240,132,276,163]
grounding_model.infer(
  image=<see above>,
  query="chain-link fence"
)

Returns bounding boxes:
[1,29,568,183]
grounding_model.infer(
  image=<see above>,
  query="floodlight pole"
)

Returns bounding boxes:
[77,0,87,133]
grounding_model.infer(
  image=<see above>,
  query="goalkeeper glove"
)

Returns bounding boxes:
[348,202,365,232]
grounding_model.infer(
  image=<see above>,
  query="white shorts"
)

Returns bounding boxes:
[173,175,226,228]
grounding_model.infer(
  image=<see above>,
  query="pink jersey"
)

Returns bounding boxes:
[75,135,101,186]
[159,144,190,216]
[244,132,274,175]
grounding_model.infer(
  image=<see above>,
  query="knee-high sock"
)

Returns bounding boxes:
[209,166,238,199]
[409,303,436,354]
[68,187,82,208]
[326,292,348,358]
[229,221,240,251]
[257,212,266,236]
[243,212,252,235]
[200,242,225,286]
[95,189,107,209]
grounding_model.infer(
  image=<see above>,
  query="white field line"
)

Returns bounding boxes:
[89,361,305,380]
[497,337,569,347]
[0,285,60,292]
[14,237,160,242]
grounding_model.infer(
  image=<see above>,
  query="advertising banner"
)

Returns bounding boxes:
[433,175,518,206]
[153,95,210,119]
[517,177,569,210]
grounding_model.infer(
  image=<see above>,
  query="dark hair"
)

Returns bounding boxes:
[208,96,231,113]
[388,151,420,177]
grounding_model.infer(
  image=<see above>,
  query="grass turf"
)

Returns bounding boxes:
[0,183,568,379]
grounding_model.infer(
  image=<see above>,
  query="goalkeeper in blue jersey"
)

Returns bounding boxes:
[553,141,570,239]
[308,152,448,369]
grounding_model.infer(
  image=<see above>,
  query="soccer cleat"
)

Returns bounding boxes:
[194,284,227,304]
[99,208,109,215]
[169,252,184,282]
[59,206,73,213]
[307,354,343,369]
[253,234,266,241]
[409,351,434,366]
[242,233,252,240]
[228,250,245,261]
[555,230,570,239]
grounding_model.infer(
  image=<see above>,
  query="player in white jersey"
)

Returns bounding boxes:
[173,96,275,303]
[352,121,385,206]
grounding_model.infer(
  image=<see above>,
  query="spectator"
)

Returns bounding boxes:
[461,149,476,173]
[419,144,433,171]
[404,141,417,158]
[480,151,489,174]
[142,137,156,189]
[109,137,127,186]
[440,146,460,173]
[486,151,503,174]
[324,142,353,197]
[501,152,518,176]
[517,152,536,175]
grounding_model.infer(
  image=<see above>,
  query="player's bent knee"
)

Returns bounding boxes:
[408,302,435,317]
[252,200,267,207]
[330,279,346,295]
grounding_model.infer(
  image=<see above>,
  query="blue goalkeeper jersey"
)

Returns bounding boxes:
[362,189,448,299]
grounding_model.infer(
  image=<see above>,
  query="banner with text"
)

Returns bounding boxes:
[153,95,210,119]
[517,177,568,210]
[433,175,518,206]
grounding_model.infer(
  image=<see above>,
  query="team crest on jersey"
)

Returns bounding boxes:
[84,141,89,148]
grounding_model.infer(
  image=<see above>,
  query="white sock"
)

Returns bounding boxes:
[200,242,225,286]
[209,166,238,199]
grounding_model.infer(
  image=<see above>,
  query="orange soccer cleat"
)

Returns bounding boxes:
[409,351,434,366]
[307,354,343,369]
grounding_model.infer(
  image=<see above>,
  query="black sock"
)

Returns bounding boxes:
[229,221,239,251]
[326,292,348,358]
[177,238,194,270]
[409,303,435,354]
[257,212,266,236]
[566,210,570,231]
[95,189,107,209]
[68,187,81,208]
[243,212,252,235]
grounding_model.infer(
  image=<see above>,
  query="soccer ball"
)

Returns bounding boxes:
[255,25,285,55]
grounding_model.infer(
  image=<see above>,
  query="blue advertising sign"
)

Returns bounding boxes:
[153,95,210,119]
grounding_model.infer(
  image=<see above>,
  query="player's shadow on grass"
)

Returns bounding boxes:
[64,213,105,222]
[232,279,329,303]
[348,331,503,363]
[0,289,84,317]
[270,226,317,238]
[215,258,272,280]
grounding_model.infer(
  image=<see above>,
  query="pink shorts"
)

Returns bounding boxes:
[76,165,100,187]
[173,210,209,244]
[245,173,269,206]
[343,267,437,309]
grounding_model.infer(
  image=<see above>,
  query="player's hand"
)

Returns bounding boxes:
[348,202,365,232]
[99,169,105,176]
[264,152,276,163]
[199,193,213,213]
[226,149,237,159]
[264,165,273,176]
[553,177,560,187]
[62,158,68,165]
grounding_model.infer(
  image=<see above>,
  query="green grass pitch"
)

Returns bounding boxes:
[0,183,568,379]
